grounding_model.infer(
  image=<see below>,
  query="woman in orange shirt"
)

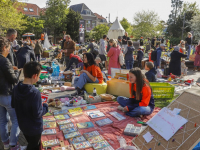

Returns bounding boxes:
[74,53,103,95]
[117,68,155,117]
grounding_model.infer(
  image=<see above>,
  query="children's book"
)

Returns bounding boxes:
[64,131,81,139]
[59,123,74,130]
[89,112,105,119]
[109,111,126,121]
[42,129,56,135]
[98,146,114,150]
[54,114,70,120]
[92,141,110,150]
[42,139,60,148]
[95,118,113,127]
[57,119,72,125]
[55,145,74,150]
[76,122,94,129]
[44,112,53,116]
[54,109,68,116]
[73,141,92,150]
[83,131,100,139]
[43,116,56,122]
[87,135,105,144]
[68,135,86,144]
[69,111,83,117]
[82,105,97,111]
[86,110,100,116]
[62,127,78,134]
[68,107,82,114]
[43,122,57,129]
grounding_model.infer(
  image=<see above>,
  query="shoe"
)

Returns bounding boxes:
[10,145,20,150]
[117,105,124,111]
[3,140,9,150]
[71,91,84,96]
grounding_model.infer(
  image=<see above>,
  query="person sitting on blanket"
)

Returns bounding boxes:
[64,53,83,71]
[117,67,155,117]
[73,53,103,95]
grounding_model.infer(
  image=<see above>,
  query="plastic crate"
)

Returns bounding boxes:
[150,82,175,99]
[193,142,200,150]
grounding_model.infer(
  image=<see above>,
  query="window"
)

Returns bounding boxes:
[92,21,96,29]
[86,20,91,32]
[29,8,34,12]
[85,10,91,15]
[24,8,28,11]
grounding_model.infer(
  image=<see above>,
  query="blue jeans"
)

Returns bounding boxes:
[74,73,99,89]
[0,95,20,145]
[125,60,134,69]
[35,54,41,62]
[187,44,191,59]
[117,96,153,117]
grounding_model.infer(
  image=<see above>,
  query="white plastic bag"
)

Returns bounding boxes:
[119,52,124,66]
[156,69,163,78]
[117,136,138,150]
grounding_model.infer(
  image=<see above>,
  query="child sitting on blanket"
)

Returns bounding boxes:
[117,67,155,117]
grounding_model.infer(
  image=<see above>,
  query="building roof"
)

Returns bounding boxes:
[70,3,96,16]
[94,13,106,20]
[16,3,44,17]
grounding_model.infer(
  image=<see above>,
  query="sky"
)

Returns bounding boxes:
[25,0,200,23]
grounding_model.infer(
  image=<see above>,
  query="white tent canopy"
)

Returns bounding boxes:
[107,18,125,39]
[43,33,52,49]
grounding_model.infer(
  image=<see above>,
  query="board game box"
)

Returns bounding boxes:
[95,118,113,127]
[76,122,94,129]
[42,139,60,148]
[87,135,105,144]
[68,135,86,144]
[62,127,78,134]
[92,140,110,149]
[82,105,97,110]
[109,111,126,121]
[83,131,100,139]
[43,122,57,129]
[42,129,56,135]
[73,141,92,150]
[54,109,68,116]
[59,123,74,130]
[64,131,81,139]
[54,114,70,120]
[43,116,56,122]
[57,119,72,125]
[124,124,145,137]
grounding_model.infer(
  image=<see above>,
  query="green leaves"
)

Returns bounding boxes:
[91,24,109,41]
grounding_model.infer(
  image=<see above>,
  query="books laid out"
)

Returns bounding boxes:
[55,145,74,150]
[64,131,81,139]
[98,146,114,150]
[59,123,74,130]
[87,111,105,119]
[42,129,56,135]
[43,122,57,129]
[57,119,72,125]
[92,140,110,150]
[82,105,97,111]
[124,124,145,137]
[87,135,105,144]
[73,141,92,150]
[68,107,82,114]
[63,127,78,134]
[109,111,126,121]
[44,112,53,116]
[76,122,94,129]
[54,109,68,116]
[54,114,70,120]
[68,135,86,144]
[43,116,56,122]
[95,118,113,127]
[83,131,100,139]
[42,139,60,148]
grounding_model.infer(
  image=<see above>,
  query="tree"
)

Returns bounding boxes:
[120,18,133,35]
[132,10,163,39]
[168,0,183,24]
[190,14,200,41]
[91,24,109,41]
[66,9,82,42]
[42,0,70,43]
[0,0,26,35]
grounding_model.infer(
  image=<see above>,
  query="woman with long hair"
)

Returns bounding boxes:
[117,68,155,117]
[107,39,121,75]
[0,37,20,149]
[194,41,200,71]
[74,53,103,95]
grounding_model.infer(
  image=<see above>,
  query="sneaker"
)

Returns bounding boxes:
[3,140,9,150]
[10,145,20,150]
[117,105,124,111]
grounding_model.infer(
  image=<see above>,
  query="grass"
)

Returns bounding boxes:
[154,95,180,108]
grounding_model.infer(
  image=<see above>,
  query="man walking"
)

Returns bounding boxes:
[99,35,108,69]
[185,32,192,60]
[153,44,166,69]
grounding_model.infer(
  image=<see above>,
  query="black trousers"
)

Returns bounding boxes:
[65,57,79,71]
[24,133,41,150]
[138,60,142,68]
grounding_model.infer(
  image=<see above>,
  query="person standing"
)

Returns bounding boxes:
[107,39,121,75]
[107,37,111,52]
[179,40,186,54]
[151,37,156,50]
[122,32,130,50]
[41,32,45,45]
[0,37,20,150]
[62,35,75,67]
[194,41,200,71]
[117,36,122,48]
[185,32,192,60]
[34,40,43,62]
[169,46,187,76]
[86,39,99,59]
[99,35,108,69]
[124,40,135,69]
[6,29,18,67]
[153,44,165,69]
[140,37,144,46]
[136,47,144,68]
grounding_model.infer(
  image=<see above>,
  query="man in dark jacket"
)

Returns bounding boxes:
[12,62,48,149]
[154,44,165,69]
[86,39,99,59]
[6,28,18,67]
[136,47,144,68]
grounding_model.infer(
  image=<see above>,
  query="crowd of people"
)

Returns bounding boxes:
[1,27,200,150]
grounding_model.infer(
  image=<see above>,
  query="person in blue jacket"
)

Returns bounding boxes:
[145,62,157,82]
[154,44,165,69]
[136,47,144,68]
[12,61,48,150]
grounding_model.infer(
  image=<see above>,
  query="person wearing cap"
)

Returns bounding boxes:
[154,44,165,69]
[169,46,187,76]
[86,39,98,59]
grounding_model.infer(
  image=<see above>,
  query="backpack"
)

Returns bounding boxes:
[151,50,157,61]
[119,52,124,66]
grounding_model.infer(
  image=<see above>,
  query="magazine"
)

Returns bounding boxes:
[68,136,86,144]
[109,111,126,121]
[54,114,70,120]
[73,141,92,150]
[43,116,56,122]
[83,131,100,139]
[42,129,56,135]
[42,139,60,148]
[64,131,81,139]
[43,122,57,129]
[89,112,105,119]
[59,123,74,130]
[57,119,72,125]
[82,105,97,111]
[55,145,74,150]
[95,118,113,127]
[62,127,78,134]
[54,109,68,116]
[68,107,82,114]
[76,122,94,129]
[92,140,110,149]
[87,135,105,144]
